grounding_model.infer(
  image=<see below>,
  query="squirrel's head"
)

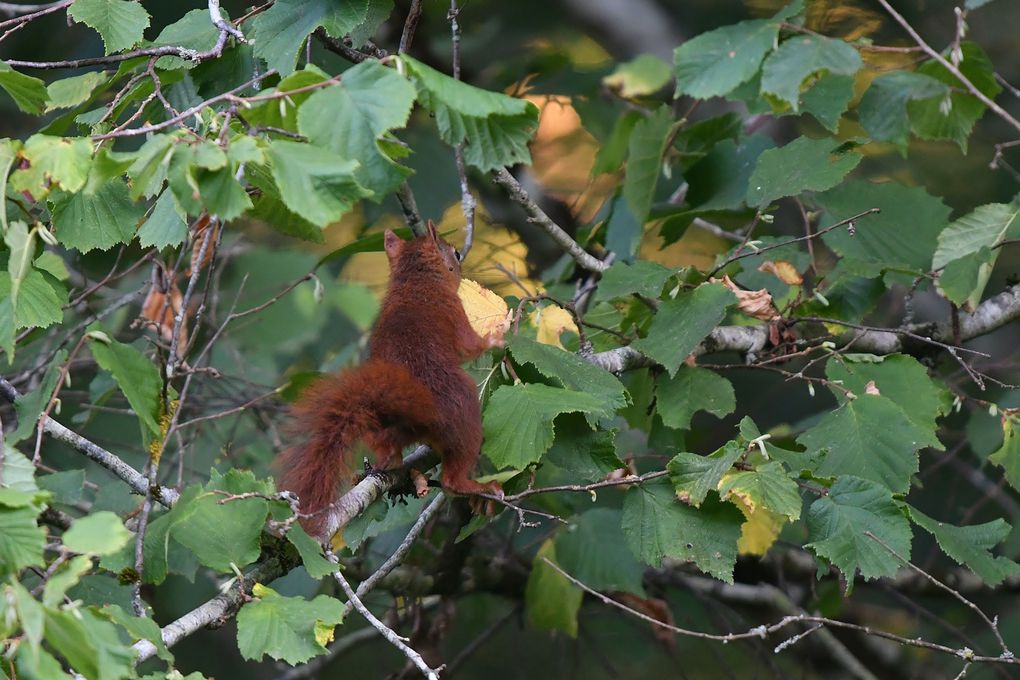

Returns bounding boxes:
[384,220,462,287]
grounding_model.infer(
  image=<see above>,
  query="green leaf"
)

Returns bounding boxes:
[8,352,65,446]
[265,140,371,228]
[603,54,672,98]
[62,511,131,556]
[760,35,862,109]
[746,136,862,208]
[909,507,1020,587]
[598,260,674,300]
[939,247,992,307]
[127,133,176,200]
[592,111,640,176]
[508,335,629,422]
[525,539,583,637]
[674,19,779,99]
[44,608,135,680]
[656,365,735,430]
[0,269,65,330]
[68,0,150,54]
[816,179,951,272]
[667,442,743,506]
[34,252,69,281]
[250,0,336,76]
[287,525,335,579]
[170,469,270,572]
[151,8,223,70]
[236,584,343,664]
[5,221,33,308]
[623,105,673,224]
[932,202,1020,307]
[825,354,948,439]
[0,297,13,359]
[907,42,1001,153]
[37,469,85,504]
[798,393,937,493]
[482,383,608,470]
[0,506,45,575]
[89,336,162,438]
[50,179,143,252]
[137,191,187,249]
[799,72,855,132]
[718,461,801,522]
[544,418,624,482]
[622,480,743,582]
[806,476,911,585]
[989,414,1020,491]
[46,71,108,112]
[11,134,92,195]
[556,508,646,596]
[198,166,252,221]
[104,604,173,662]
[685,134,775,211]
[299,60,417,197]
[631,283,734,376]
[0,63,48,114]
[401,54,539,171]
[43,554,92,607]
[858,71,948,151]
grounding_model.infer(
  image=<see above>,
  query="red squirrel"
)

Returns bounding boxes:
[279,221,504,539]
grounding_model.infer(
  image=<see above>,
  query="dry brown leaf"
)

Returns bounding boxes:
[612,593,676,647]
[186,214,218,276]
[457,278,511,347]
[712,274,780,321]
[140,265,186,346]
[758,260,803,286]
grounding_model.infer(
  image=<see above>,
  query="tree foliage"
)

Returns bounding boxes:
[2,0,1020,678]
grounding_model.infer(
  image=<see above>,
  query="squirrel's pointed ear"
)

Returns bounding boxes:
[426,219,439,242]
[383,229,402,261]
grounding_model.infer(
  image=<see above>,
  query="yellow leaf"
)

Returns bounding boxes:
[722,478,786,556]
[457,278,510,344]
[529,305,578,348]
[314,619,336,647]
[758,260,803,286]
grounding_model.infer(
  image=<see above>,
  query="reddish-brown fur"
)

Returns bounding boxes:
[279,222,503,539]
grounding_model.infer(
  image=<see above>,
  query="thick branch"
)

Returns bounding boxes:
[132,557,285,661]
[585,283,1020,374]
[0,377,180,507]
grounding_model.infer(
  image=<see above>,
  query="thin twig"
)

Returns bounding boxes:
[330,555,443,680]
[865,531,1011,656]
[709,208,880,278]
[492,168,608,273]
[398,0,424,53]
[448,0,476,260]
[875,0,1020,135]
[343,492,446,617]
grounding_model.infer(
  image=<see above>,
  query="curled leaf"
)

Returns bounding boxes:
[712,274,780,321]
[758,260,803,285]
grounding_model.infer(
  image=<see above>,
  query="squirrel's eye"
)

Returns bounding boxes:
[454,248,461,259]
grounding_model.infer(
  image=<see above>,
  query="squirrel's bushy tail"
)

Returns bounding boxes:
[279,360,435,539]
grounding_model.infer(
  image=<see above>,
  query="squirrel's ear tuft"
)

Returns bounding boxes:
[384,229,402,261]
[426,220,439,242]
